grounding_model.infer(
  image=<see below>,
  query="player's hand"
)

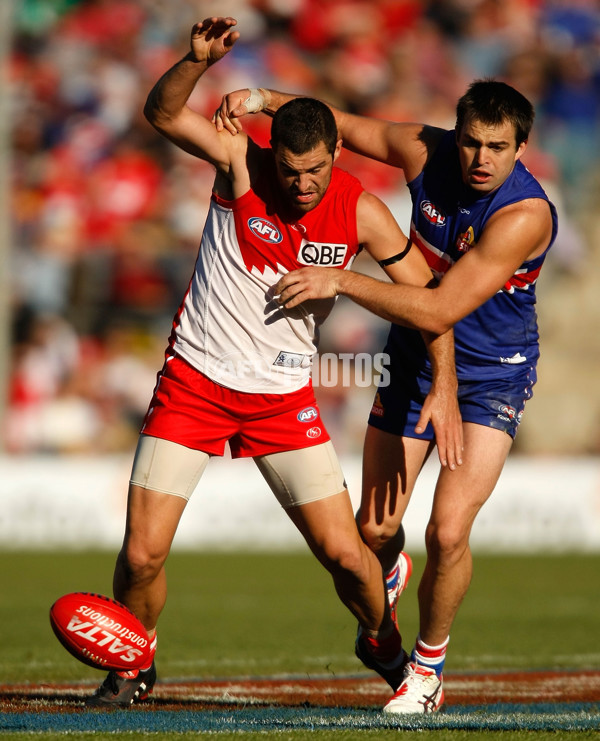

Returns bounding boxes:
[190,17,240,67]
[274,267,341,309]
[415,384,463,469]
[213,88,266,134]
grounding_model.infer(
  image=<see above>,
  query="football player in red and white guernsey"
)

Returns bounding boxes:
[86,17,462,706]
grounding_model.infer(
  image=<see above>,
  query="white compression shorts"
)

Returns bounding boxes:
[130,435,346,508]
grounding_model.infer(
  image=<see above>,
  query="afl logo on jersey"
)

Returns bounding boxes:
[297,406,318,423]
[248,217,283,244]
[421,200,446,227]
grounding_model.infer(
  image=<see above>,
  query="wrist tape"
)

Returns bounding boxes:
[243,88,266,113]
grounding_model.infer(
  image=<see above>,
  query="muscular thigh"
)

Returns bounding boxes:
[430,423,513,534]
[254,441,345,509]
[255,442,355,562]
[286,490,365,566]
[130,434,210,500]
[124,485,189,560]
[126,435,207,556]
[360,425,433,531]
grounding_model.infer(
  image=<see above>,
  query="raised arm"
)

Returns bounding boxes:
[144,17,245,175]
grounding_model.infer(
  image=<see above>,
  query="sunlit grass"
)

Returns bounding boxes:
[0,551,598,684]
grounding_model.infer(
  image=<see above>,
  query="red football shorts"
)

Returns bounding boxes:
[140,354,330,458]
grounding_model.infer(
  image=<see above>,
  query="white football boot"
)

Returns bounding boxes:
[383,662,444,714]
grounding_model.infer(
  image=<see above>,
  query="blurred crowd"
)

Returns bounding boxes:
[5,0,599,455]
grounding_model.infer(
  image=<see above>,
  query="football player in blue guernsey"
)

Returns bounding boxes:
[215,79,558,713]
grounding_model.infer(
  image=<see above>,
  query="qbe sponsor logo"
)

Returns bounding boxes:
[248,217,282,243]
[420,200,446,226]
[297,239,348,266]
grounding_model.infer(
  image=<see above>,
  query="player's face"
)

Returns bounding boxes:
[273,140,341,215]
[456,117,527,193]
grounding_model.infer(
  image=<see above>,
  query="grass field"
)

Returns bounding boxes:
[1,549,599,739]
[3,732,600,741]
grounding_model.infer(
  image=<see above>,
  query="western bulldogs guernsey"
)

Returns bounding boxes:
[389,130,558,383]
[169,157,363,394]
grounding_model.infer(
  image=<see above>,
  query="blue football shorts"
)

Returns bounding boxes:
[368,363,537,440]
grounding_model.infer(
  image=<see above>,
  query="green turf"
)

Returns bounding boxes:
[3,728,600,740]
[1,550,599,740]
[1,550,599,683]
[3,733,598,741]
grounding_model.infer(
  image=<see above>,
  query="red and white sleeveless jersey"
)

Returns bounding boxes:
[168,161,364,394]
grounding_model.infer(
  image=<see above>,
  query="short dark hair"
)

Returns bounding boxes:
[456,79,535,147]
[271,98,338,156]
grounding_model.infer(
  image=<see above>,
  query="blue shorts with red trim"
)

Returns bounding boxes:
[140,354,330,458]
[368,362,536,440]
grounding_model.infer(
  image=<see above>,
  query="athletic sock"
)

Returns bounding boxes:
[118,631,157,678]
[411,634,449,677]
[140,631,157,672]
[385,562,400,595]
[363,627,405,668]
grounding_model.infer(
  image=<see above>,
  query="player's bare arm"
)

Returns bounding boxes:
[213,88,445,180]
[419,328,462,466]
[355,191,431,284]
[144,17,248,178]
[356,192,463,468]
[328,114,445,181]
[276,197,553,335]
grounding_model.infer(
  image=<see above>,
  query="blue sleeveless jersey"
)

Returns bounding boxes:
[387,130,558,382]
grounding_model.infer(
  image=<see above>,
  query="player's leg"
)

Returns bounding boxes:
[86,484,186,707]
[114,435,209,631]
[359,424,433,626]
[288,489,413,690]
[361,356,439,580]
[359,425,433,572]
[255,443,408,689]
[418,422,513,646]
[113,484,188,632]
[256,443,386,630]
[294,493,388,626]
[383,423,512,714]
[87,435,209,707]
